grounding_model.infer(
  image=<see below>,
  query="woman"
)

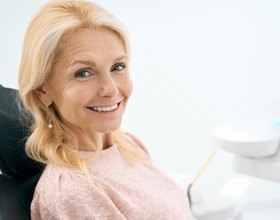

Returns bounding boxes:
[18,1,195,219]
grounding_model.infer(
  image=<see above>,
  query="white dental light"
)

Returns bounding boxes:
[212,122,280,183]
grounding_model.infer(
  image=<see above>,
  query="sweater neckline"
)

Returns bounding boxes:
[75,144,117,157]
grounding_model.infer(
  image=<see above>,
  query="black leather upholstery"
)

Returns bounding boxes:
[0,85,43,220]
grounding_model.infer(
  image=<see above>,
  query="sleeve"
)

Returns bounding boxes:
[31,177,126,220]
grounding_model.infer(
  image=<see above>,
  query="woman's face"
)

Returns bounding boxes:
[41,28,132,134]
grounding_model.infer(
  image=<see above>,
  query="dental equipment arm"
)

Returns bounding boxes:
[212,122,280,183]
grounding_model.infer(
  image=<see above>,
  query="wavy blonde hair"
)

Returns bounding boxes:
[18,0,146,172]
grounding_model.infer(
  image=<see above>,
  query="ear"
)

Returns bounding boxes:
[35,86,53,107]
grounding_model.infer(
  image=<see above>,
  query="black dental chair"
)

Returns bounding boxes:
[0,85,43,220]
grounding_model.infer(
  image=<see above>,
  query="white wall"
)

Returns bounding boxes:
[1,0,280,218]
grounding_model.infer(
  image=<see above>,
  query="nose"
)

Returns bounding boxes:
[97,74,118,98]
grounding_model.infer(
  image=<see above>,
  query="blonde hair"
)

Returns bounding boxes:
[18,0,146,171]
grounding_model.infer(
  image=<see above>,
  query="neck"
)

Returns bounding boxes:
[63,120,115,151]
[76,131,114,151]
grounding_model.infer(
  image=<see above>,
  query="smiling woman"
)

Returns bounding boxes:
[18,0,195,219]
[18,0,137,170]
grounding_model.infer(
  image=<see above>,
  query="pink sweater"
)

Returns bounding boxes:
[31,140,195,219]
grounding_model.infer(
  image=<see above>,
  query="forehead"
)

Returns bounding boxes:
[57,28,126,65]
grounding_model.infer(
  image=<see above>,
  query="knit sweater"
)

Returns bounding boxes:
[31,137,195,220]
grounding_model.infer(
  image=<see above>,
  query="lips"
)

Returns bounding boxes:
[86,102,120,112]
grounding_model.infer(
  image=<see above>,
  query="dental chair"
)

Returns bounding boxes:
[0,85,42,220]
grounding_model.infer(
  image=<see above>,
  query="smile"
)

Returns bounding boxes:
[86,103,119,112]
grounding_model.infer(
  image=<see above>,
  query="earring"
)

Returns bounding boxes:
[44,101,53,129]
[48,120,53,129]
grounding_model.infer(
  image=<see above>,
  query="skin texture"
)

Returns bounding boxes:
[37,28,133,151]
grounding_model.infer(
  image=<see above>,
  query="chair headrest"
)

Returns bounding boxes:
[0,85,42,181]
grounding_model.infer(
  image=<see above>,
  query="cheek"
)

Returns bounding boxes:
[51,85,92,114]
[121,77,133,98]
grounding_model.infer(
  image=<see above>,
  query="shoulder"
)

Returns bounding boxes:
[32,164,102,209]
[35,164,81,191]
[125,132,151,156]
[31,165,110,219]
[32,165,84,205]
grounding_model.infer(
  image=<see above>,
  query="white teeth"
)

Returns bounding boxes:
[90,103,118,112]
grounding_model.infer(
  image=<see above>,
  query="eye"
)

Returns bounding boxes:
[74,69,91,79]
[111,63,125,72]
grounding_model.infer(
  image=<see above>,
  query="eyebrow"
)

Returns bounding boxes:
[69,55,128,67]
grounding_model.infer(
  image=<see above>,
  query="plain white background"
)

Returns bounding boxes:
[1,0,280,218]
